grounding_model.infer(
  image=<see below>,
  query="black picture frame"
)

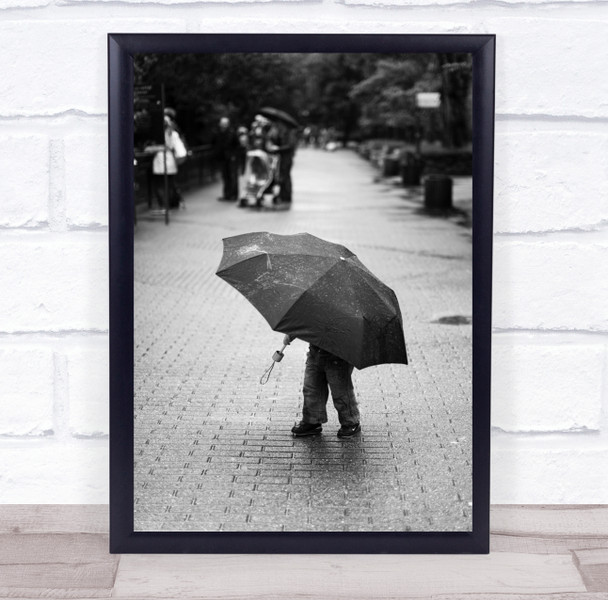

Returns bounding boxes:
[109,33,494,554]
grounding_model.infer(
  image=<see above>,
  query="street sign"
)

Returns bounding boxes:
[134,84,164,144]
[416,92,441,109]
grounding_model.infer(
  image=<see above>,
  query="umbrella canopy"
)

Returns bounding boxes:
[216,232,408,370]
[259,107,299,129]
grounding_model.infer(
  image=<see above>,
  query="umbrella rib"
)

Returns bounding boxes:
[348,260,399,309]
[215,251,266,275]
[269,261,343,328]
[276,260,359,329]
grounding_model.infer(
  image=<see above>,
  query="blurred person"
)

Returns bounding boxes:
[302,126,312,147]
[237,126,249,175]
[318,128,329,149]
[266,122,296,204]
[163,107,178,130]
[163,107,189,203]
[236,126,249,201]
[214,116,240,201]
[146,115,187,209]
[249,114,271,150]
[238,115,283,208]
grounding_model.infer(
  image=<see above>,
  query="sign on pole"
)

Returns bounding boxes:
[134,84,164,144]
[416,92,441,109]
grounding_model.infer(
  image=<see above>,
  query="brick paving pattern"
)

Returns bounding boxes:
[134,148,472,532]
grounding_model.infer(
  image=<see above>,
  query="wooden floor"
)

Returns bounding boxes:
[1,505,607,598]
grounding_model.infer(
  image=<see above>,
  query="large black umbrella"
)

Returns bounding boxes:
[216,232,408,370]
[259,107,299,129]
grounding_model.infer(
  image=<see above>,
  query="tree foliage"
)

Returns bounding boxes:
[134,51,472,150]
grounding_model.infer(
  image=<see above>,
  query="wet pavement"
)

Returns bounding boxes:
[133,147,473,532]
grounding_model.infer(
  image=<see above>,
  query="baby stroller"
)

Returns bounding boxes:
[239,148,281,208]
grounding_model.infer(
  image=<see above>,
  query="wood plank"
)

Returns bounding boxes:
[575,549,608,565]
[430,595,608,600]
[492,505,608,537]
[573,549,608,593]
[2,504,605,537]
[0,533,117,598]
[491,533,608,555]
[0,505,108,534]
[0,505,606,600]
[113,553,588,599]
[0,591,109,599]
[0,569,113,598]
[0,533,111,564]
[14,596,602,600]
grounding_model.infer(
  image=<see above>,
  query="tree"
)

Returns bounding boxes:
[349,55,433,139]
[133,51,472,150]
[437,54,473,148]
[134,53,305,147]
[291,53,376,143]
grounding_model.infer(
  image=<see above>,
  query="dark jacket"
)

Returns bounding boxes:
[214,127,239,161]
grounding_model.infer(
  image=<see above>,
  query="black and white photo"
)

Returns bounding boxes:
[109,34,494,553]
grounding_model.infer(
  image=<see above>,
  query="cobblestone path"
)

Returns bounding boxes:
[134,148,473,532]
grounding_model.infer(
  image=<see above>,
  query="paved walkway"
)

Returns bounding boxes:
[134,148,473,532]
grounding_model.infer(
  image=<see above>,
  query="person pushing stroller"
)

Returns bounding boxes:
[238,115,282,208]
[239,112,296,208]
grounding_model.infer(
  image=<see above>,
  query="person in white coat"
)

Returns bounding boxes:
[147,116,188,209]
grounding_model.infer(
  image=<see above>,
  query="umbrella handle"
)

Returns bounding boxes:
[260,344,288,385]
[272,343,288,362]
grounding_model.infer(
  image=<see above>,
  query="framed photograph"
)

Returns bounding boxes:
[109,33,494,553]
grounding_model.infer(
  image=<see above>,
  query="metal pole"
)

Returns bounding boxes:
[161,83,169,225]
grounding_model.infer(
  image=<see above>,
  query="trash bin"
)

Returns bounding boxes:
[401,152,424,186]
[382,156,400,177]
[424,175,453,209]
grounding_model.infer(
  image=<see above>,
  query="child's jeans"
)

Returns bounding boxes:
[301,346,360,427]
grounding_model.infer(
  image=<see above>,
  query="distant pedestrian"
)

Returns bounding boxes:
[214,117,240,201]
[163,107,189,206]
[266,123,296,204]
[284,334,361,438]
[302,126,312,147]
[146,115,187,209]
[237,126,249,175]
[278,125,296,204]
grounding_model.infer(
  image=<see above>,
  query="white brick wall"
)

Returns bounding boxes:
[0,234,108,332]
[0,348,54,436]
[64,133,109,227]
[492,337,604,432]
[494,239,608,331]
[495,126,608,233]
[0,2,606,504]
[0,439,108,503]
[0,136,50,228]
[68,344,110,436]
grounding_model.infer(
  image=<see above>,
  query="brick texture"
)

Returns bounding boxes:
[492,444,608,504]
[494,127,608,234]
[0,0,50,7]
[490,17,608,118]
[0,348,54,436]
[493,240,608,332]
[492,338,604,432]
[68,345,109,436]
[0,440,108,503]
[0,136,49,228]
[0,234,108,333]
[0,19,186,116]
[64,133,108,227]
